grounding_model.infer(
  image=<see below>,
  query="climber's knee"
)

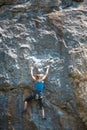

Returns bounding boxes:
[24,93,34,102]
[39,98,44,110]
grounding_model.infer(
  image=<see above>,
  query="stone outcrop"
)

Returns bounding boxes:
[0,0,87,130]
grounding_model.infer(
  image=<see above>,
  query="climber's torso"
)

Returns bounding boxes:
[34,80,44,92]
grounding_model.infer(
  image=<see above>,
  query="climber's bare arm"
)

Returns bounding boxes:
[30,67,36,81]
[42,66,49,80]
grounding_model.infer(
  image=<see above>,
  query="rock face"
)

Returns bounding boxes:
[0,0,87,130]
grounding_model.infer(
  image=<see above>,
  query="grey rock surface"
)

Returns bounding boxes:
[0,0,87,130]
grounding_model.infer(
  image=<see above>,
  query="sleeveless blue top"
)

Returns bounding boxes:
[34,81,44,91]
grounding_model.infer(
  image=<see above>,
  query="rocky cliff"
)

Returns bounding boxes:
[0,0,87,130]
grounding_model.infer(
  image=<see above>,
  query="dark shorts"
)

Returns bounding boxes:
[24,90,44,110]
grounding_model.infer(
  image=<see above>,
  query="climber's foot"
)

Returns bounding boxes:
[42,117,47,120]
[22,109,27,114]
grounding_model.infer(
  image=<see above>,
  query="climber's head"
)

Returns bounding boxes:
[34,68,44,80]
[35,74,41,80]
[35,74,44,80]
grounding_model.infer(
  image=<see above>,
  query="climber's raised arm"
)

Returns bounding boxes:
[30,67,36,81]
[42,66,49,80]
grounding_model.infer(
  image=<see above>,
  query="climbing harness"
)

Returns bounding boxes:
[35,91,43,100]
[35,93,39,100]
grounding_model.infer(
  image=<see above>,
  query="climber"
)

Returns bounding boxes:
[22,66,50,120]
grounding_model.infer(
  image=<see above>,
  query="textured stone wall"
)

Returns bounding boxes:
[0,0,87,130]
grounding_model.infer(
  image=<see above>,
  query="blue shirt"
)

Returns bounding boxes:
[34,81,44,91]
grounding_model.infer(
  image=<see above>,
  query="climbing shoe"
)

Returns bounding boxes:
[22,109,27,114]
[42,117,47,120]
